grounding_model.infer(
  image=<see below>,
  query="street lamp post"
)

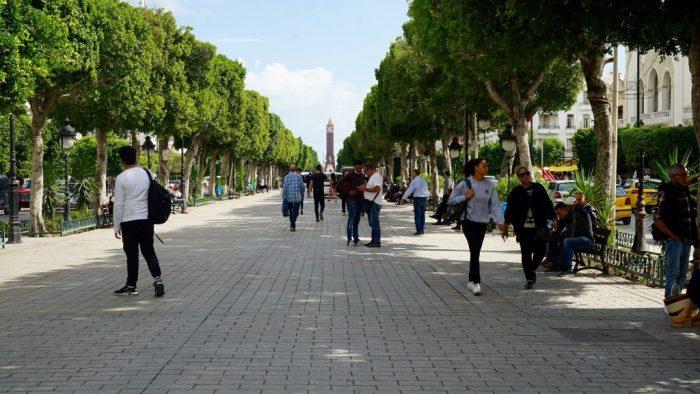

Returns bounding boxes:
[142,135,155,169]
[7,114,22,243]
[632,150,647,254]
[59,119,76,222]
[448,136,463,182]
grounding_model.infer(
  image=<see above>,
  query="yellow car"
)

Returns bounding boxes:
[623,179,660,212]
[615,186,632,225]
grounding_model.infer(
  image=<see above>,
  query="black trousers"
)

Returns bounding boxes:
[462,220,488,284]
[517,228,546,282]
[341,196,347,213]
[313,194,325,219]
[121,220,161,287]
[433,194,450,222]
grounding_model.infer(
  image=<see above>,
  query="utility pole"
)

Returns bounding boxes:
[611,46,619,220]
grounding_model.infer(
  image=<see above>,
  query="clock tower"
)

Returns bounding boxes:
[325,118,335,172]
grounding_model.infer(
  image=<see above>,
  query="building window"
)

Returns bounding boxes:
[663,71,672,111]
[651,70,659,112]
[583,114,590,128]
[566,114,574,128]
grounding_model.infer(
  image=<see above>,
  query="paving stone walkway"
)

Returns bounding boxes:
[0,193,699,393]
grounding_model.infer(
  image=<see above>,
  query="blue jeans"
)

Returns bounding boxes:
[286,200,300,227]
[413,197,427,233]
[561,236,593,271]
[368,203,381,244]
[346,200,361,242]
[664,240,691,297]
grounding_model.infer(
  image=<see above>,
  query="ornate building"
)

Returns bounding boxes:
[325,118,335,172]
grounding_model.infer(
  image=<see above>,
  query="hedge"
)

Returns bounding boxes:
[572,125,698,175]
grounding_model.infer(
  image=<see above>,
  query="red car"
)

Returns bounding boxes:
[19,179,31,209]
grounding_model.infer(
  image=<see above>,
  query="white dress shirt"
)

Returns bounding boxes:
[364,172,383,203]
[402,175,430,199]
[113,167,152,233]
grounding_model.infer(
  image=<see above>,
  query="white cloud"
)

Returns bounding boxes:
[246,63,365,161]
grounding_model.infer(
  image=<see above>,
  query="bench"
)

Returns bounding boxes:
[573,227,612,275]
[171,200,182,214]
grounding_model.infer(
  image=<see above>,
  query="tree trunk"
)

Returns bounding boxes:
[399,143,408,182]
[182,133,202,202]
[94,128,109,214]
[130,130,141,156]
[512,115,532,170]
[500,147,516,178]
[429,146,439,201]
[580,51,613,195]
[688,28,700,260]
[28,101,47,233]
[230,158,236,191]
[157,136,170,186]
[209,151,217,197]
[440,128,452,177]
[220,152,231,196]
[471,112,479,158]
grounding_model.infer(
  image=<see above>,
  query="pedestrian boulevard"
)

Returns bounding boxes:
[0,193,698,393]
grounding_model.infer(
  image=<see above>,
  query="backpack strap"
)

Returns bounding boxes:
[143,168,154,182]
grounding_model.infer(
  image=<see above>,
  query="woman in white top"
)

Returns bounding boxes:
[448,158,506,295]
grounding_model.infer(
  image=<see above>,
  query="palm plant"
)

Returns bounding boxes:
[42,182,65,219]
[572,171,615,231]
[73,178,96,210]
[650,148,698,195]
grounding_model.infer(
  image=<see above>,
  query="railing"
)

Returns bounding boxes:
[683,106,692,115]
[1,227,5,249]
[652,110,669,118]
[641,113,652,120]
[616,232,635,249]
[61,215,113,237]
[192,197,215,207]
[579,245,665,286]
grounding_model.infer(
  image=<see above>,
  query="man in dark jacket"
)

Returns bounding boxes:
[504,166,555,288]
[559,195,594,275]
[340,160,365,245]
[654,164,697,297]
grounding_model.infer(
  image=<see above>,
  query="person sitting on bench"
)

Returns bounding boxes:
[559,195,593,276]
[167,183,187,214]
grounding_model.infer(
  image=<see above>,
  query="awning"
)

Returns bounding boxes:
[545,165,578,172]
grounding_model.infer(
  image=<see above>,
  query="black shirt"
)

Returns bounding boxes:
[309,172,327,196]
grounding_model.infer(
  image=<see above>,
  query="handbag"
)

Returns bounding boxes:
[446,178,472,221]
[664,284,691,316]
[282,199,289,217]
[362,191,380,214]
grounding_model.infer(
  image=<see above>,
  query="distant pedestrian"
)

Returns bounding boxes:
[296,167,305,215]
[432,171,453,225]
[338,171,349,215]
[112,146,164,297]
[359,163,383,247]
[308,164,328,222]
[449,158,505,296]
[340,161,365,245]
[401,169,430,235]
[504,166,555,289]
[283,165,306,232]
[653,164,697,298]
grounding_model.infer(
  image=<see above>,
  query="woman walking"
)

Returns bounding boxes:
[448,158,506,295]
[504,166,555,289]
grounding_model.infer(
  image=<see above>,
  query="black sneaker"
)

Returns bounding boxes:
[320,213,324,221]
[525,281,534,289]
[154,278,165,297]
[114,285,138,296]
[316,218,320,222]
[347,238,351,246]
[365,242,381,248]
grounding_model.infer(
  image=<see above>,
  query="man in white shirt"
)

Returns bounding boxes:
[401,169,430,235]
[358,163,383,247]
[112,146,164,297]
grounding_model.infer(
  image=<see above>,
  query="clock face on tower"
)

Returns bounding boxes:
[325,118,335,172]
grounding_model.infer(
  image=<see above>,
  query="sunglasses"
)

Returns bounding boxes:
[518,171,531,178]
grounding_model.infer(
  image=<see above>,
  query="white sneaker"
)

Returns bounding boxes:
[467,281,475,292]
[472,283,481,296]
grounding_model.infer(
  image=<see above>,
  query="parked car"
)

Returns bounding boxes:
[624,179,660,212]
[19,179,31,209]
[0,175,8,213]
[615,185,632,225]
[547,180,576,204]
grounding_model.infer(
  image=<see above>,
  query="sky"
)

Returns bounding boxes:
[128,0,410,163]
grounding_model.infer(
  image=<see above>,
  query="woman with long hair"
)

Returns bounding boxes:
[448,158,506,295]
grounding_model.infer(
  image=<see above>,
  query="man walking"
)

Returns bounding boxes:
[359,163,383,247]
[654,164,697,297]
[401,169,430,235]
[113,146,164,297]
[283,164,305,231]
[308,164,328,222]
[504,166,555,288]
[340,161,365,245]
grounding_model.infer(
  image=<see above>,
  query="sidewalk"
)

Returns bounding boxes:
[0,193,698,392]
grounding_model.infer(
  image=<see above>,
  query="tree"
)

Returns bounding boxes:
[532,138,565,167]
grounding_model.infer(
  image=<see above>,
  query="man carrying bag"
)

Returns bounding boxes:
[358,163,383,248]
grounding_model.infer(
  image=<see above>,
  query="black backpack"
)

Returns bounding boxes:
[144,168,171,224]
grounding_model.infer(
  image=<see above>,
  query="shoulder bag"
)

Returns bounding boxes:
[362,191,379,214]
[446,178,471,221]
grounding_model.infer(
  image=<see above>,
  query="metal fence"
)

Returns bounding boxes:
[61,215,113,237]
[579,245,665,286]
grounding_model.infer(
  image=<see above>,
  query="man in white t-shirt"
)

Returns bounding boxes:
[112,146,164,297]
[358,163,383,247]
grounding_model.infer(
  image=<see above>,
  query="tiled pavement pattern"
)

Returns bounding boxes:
[0,193,699,393]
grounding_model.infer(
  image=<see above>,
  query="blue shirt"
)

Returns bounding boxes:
[402,175,430,199]
[282,172,305,203]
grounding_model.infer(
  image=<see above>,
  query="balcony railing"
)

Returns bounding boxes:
[652,110,669,118]
[684,106,692,115]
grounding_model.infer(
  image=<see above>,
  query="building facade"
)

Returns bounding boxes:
[531,89,594,157]
[623,49,693,127]
[325,118,335,172]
